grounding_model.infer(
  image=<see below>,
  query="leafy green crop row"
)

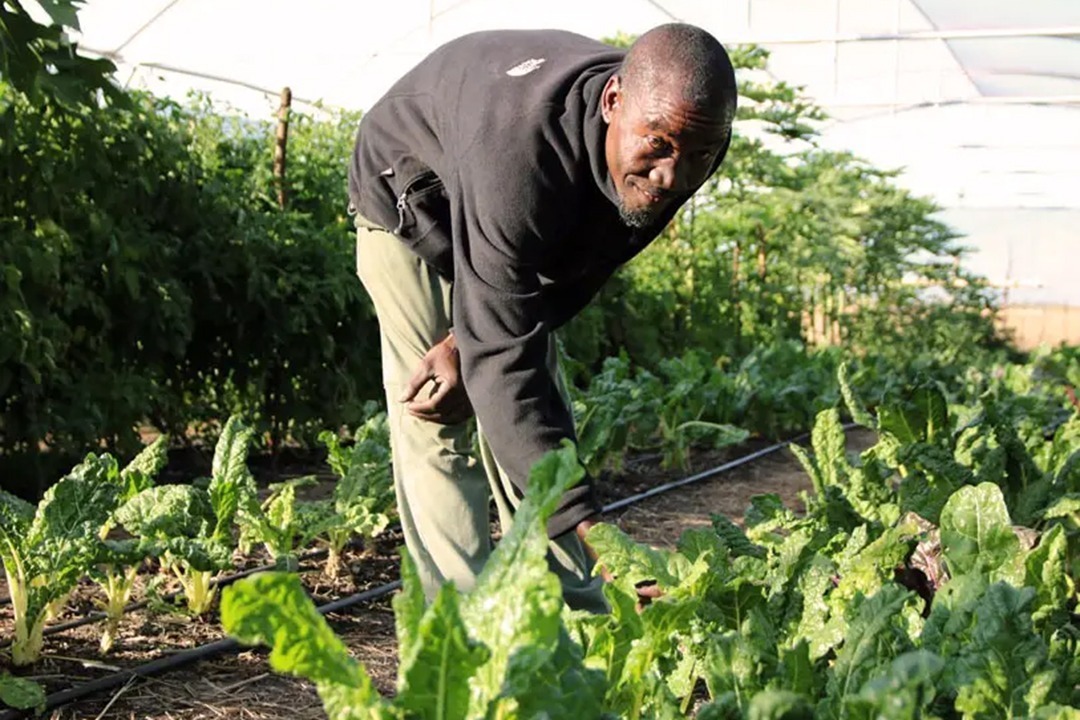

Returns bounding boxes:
[221,355,1080,719]
[568,339,1055,476]
[0,411,394,665]
[568,342,843,474]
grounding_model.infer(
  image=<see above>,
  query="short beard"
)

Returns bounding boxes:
[617,201,656,229]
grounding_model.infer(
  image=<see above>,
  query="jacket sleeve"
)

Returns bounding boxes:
[449,167,601,538]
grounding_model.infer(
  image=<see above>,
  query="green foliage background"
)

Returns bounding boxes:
[0,9,1003,493]
[0,2,381,491]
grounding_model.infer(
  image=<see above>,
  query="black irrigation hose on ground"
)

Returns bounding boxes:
[0,429,837,719]
[0,581,403,720]
[601,431,817,515]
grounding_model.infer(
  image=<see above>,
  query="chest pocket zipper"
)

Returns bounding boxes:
[393,171,443,235]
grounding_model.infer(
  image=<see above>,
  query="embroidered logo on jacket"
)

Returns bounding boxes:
[506,58,546,77]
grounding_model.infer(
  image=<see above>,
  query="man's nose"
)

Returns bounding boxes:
[649,157,700,195]
[648,160,677,192]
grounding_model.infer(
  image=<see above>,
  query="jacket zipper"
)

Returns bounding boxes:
[394,192,408,233]
[393,171,440,234]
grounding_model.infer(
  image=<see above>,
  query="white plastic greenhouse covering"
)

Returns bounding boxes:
[53,0,1080,311]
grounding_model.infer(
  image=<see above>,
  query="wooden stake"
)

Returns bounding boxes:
[274,87,292,210]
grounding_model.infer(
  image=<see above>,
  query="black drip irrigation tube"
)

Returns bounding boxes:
[0,429,832,719]
[601,431,814,515]
[0,581,403,720]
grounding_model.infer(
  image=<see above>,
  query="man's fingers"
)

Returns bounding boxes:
[634,582,663,613]
[636,583,664,599]
[399,362,434,403]
[406,380,451,414]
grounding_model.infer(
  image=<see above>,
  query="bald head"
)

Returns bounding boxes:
[620,24,736,124]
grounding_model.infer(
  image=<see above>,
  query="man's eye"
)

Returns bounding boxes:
[647,136,667,151]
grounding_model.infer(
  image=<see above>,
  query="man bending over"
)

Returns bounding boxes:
[347,23,737,612]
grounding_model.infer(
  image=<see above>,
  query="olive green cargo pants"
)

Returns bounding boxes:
[354,216,607,613]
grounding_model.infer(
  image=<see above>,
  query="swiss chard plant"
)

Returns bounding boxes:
[0,453,124,665]
[310,410,396,578]
[216,362,1080,719]
[565,362,1080,718]
[238,475,321,571]
[578,481,1079,718]
[116,416,255,614]
[94,435,169,653]
[571,352,748,474]
[222,441,607,719]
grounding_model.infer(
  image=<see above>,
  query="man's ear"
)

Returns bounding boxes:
[601,74,621,123]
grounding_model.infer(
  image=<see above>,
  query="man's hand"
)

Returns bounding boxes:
[400,332,474,425]
[576,516,665,611]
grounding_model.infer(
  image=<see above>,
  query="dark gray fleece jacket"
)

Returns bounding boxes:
[347,29,729,538]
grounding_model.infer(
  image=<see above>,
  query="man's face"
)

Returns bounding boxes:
[602,74,730,228]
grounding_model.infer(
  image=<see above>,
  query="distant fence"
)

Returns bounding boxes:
[802,301,1080,351]
[998,304,1080,350]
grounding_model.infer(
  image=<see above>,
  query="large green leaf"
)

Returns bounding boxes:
[850,650,944,720]
[29,453,120,548]
[460,440,587,715]
[821,586,916,719]
[120,435,168,483]
[209,415,256,537]
[919,572,989,660]
[778,640,820,698]
[950,583,1062,718]
[212,416,256,484]
[878,383,949,446]
[789,443,823,497]
[793,555,841,659]
[115,485,214,539]
[831,518,921,608]
[838,361,875,429]
[24,455,122,595]
[220,572,383,717]
[1024,524,1074,625]
[938,483,1021,582]
[587,523,681,593]
[810,408,849,490]
[394,583,487,720]
[118,435,168,501]
[0,672,45,711]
